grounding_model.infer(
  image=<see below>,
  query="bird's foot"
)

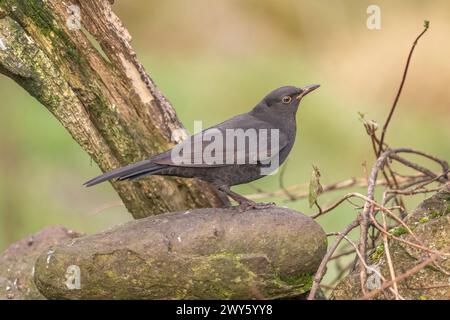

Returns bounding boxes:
[237,201,276,212]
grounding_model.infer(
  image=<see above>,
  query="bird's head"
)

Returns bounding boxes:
[253,84,320,116]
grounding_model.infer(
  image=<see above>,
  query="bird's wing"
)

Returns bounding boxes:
[154,114,288,167]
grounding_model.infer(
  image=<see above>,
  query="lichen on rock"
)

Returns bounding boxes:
[332,190,450,300]
[0,226,83,300]
[33,207,327,299]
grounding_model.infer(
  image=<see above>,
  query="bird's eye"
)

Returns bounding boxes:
[282,96,292,104]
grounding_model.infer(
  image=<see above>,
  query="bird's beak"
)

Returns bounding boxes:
[296,84,320,100]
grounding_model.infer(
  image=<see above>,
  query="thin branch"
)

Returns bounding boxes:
[329,249,356,261]
[369,213,449,257]
[308,219,360,300]
[390,154,447,183]
[377,22,430,156]
[311,194,357,219]
[360,246,448,300]
[401,149,449,175]
[381,211,400,299]
[278,161,297,200]
[331,231,404,299]
[358,147,447,268]
[245,175,423,202]
[358,148,401,290]
[383,176,441,204]
[386,185,445,197]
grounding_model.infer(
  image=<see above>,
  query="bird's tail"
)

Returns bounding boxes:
[84,159,165,187]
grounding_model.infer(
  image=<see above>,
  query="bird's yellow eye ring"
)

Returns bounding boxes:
[282,96,292,104]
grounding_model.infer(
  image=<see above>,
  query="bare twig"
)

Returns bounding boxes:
[377,22,430,156]
[279,22,445,300]
[359,147,447,262]
[369,214,449,257]
[383,176,442,204]
[386,186,444,197]
[245,175,423,201]
[381,211,400,299]
[361,246,448,300]
[390,154,447,183]
[311,194,357,219]
[330,249,356,261]
[308,220,360,300]
[393,148,449,176]
[278,161,297,201]
[358,148,401,290]
[331,231,405,299]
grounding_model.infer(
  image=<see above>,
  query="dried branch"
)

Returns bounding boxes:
[360,246,448,300]
[306,21,450,300]
[329,249,356,261]
[381,211,400,299]
[339,232,404,299]
[377,21,430,156]
[245,175,423,202]
[308,219,360,300]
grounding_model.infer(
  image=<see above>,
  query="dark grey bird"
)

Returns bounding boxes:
[85,85,320,210]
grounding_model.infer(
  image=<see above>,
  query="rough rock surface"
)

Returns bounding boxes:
[34,207,327,299]
[0,226,83,300]
[332,190,450,300]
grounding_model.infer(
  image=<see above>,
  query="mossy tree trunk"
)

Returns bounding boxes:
[0,0,225,218]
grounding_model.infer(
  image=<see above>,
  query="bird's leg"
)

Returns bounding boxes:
[213,187,232,207]
[217,185,275,212]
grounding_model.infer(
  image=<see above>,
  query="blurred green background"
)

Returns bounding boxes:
[0,0,449,286]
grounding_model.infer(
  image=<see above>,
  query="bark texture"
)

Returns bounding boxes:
[0,226,83,300]
[332,190,450,300]
[33,207,327,299]
[0,0,224,219]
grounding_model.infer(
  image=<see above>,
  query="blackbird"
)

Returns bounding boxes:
[85,85,320,210]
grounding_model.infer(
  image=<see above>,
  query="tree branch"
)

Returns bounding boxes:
[0,0,225,219]
[377,21,430,156]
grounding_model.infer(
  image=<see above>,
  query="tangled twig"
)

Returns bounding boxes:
[247,21,448,300]
[360,246,448,300]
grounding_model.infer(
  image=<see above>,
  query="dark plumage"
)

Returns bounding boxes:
[85,85,320,210]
